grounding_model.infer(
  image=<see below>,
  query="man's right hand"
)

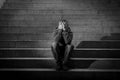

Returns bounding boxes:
[58,21,63,30]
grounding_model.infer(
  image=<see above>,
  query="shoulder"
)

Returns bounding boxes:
[65,27,72,32]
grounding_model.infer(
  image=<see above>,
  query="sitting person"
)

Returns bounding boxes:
[51,20,74,71]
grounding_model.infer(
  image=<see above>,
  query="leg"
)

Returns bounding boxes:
[63,44,74,66]
[51,42,63,63]
[51,42,63,70]
[51,42,59,61]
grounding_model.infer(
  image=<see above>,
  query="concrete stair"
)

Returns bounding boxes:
[0,0,120,79]
[0,58,120,69]
[0,33,108,41]
[101,33,120,40]
[0,41,120,48]
[0,48,120,58]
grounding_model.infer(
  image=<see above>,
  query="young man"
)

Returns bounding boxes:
[51,20,74,71]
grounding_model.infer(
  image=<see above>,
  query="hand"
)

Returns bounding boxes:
[62,25,65,31]
[58,21,63,29]
[62,23,66,31]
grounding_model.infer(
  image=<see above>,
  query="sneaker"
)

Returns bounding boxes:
[56,63,63,71]
[63,65,69,71]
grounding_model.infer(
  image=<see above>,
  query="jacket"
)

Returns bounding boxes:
[53,26,73,45]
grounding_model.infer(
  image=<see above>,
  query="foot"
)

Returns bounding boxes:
[56,66,62,71]
[63,65,69,71]
[56,63,63,71]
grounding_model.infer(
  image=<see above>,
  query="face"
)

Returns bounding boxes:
[58,20,68,28]
[62,21,68,27]
[62,21,66,25]
[59,21,63,25]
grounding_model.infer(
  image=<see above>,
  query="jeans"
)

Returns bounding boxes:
[51,42,74,66]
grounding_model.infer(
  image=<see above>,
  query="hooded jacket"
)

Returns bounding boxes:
[53,26,73,45]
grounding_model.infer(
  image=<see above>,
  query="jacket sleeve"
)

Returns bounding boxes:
[62,27,73,44]
[53,29,63,42]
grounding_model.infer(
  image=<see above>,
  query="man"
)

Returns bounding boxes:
[51,20,74,71]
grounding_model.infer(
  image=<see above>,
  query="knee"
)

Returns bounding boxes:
[66,44,74,49]
[51,42,58,48]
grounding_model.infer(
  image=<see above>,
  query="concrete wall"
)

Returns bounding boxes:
[32,0,120,44]
[2,0,120,46]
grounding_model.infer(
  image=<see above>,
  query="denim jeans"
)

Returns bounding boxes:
[51,42,74,66]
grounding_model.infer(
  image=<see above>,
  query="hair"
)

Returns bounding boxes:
[60,19,67,23]
[60,19,69,27]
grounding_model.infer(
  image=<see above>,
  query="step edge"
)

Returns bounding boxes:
[0,68,120,72]
[0,39,120,42]
[0,58,120,60]
[0,48,120,50]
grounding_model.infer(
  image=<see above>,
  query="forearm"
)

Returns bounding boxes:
[53,29,63,42]
[62,31,73,44]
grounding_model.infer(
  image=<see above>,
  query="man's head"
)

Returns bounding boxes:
[60,19,68,27]
[58,19,69,30]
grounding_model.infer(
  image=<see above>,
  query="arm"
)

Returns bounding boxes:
[53,22,64,42]
[53,29,63,42]
[62,27,73,44]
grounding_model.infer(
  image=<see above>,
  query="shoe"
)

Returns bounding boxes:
[56,63,63,71]
[56,66,62,71]
[63,65,69,71]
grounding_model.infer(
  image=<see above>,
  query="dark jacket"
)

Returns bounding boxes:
[53,27,73,45]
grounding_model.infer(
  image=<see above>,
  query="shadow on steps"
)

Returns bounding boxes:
[72,33,120,69]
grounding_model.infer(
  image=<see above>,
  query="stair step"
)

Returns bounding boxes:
[0,16,60,21]
[0,69,120,80]
[5,2,63,4]
[0,68,120,72]
[0,58,120,60]
[2,5,92,10]
[0,33,52,40]
[0,9,99,15]
[0,15,108,20]
[0,26,102,34]
[2,3,118,10]
[0,40,52,48]
[0,33,113,41]
[0,49,120,58]
[0,27,108,33]
[0,20,61,26]
[0,21,99,26]
[0,10,96,16]
[5,0,82,4]
[111,33,120,35]
[0,8,117,12]
[0,48,119,50]
[0,41,120,48]
[5,0,74,4]
[72,49,120,58]
[0,59,56,68]
[101,33,120,40]
[76,41,120,48]
[0,12,105,16]
[0,27,54,33]
[0,59,120,69]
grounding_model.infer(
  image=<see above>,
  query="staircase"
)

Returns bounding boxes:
[0,0,120,80]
